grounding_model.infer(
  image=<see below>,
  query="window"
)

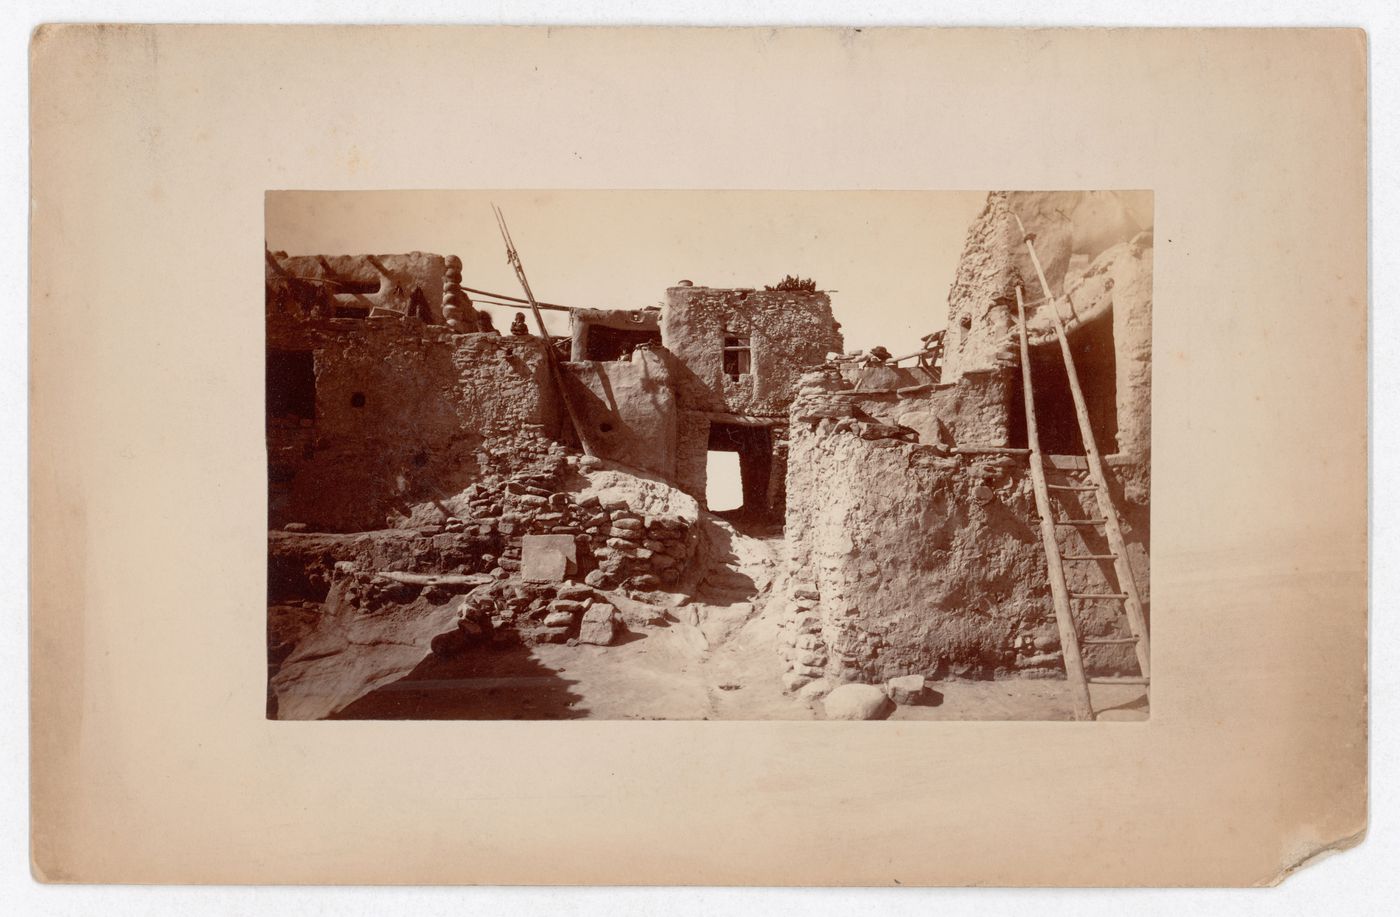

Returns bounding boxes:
[266,349,316,421]
[330,279,382,295]
[722,333,751,380]
[582,324,661,361]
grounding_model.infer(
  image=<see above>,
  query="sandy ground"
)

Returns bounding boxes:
[333,516,1147,722]
[335,606,1148,722]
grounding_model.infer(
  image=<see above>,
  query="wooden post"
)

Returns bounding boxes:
[1016,214,1151,680]
[1016,285,1095,721]
[493,205,595,457]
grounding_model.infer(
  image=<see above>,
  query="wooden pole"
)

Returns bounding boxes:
[1016,213,1151,680]
[1016,285,1094,721]
[493,205,595,457]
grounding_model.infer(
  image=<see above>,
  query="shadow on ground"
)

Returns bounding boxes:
[331,642,589,720]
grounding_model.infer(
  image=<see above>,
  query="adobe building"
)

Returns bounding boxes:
[778,190,1153,690]
[558,284,843,520]
[266,190,1153,718]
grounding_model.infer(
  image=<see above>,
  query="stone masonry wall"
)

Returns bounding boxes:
[660,286,844,416]
[779,366,1149,690]
[267,321,562,532]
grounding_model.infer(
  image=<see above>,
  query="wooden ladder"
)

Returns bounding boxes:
[1014,218,1150,721]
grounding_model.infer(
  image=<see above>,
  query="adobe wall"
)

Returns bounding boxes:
[777,189,1154,690]
[559,348,679,479]
[939,191,1153,459]
[660,286,844,416]
[660,286,842,512]
[779,404,1150,688]
[266,320,562,532]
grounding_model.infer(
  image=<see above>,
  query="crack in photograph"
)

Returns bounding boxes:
[264,189,1152,722]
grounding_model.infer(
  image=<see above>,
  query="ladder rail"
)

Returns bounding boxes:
[1015,285,1094,721]
[1016,215,1151,679]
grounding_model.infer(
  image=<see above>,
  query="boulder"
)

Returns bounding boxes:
[577,603,621,646]
[885,674,927,706]
[543,610,576,629]
[823,683,895,721]
[608,592,669,627]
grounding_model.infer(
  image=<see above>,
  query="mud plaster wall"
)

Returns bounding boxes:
[266,253,447,323]
[941,191,1153,459]
[266,322,561,532]
[560,349,678,479]
[660,287,843,416]
[780,423,1149,685]
[661,287,841,511]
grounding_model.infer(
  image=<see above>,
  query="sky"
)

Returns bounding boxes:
[265,190,989,355]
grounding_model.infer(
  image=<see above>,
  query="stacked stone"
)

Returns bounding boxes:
[455,577,621,647]
[792,368,857,426]
[469,459,698,595]
[776,581,829,692]
[580,497,693,591]
[440,254,479,332]
[826,624,887,682]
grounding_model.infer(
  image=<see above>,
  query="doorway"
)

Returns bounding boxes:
[1011,310,1118,455]
[706,421,774,519]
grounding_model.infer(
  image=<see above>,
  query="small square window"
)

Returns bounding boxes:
[723,334,751,380]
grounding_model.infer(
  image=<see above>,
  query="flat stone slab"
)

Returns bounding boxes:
[521,534,578,583]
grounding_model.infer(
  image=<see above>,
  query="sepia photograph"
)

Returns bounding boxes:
[26,20,1373,892]
[265,189,1153,721]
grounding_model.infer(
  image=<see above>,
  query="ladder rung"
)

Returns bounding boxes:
[1082,637,1140,645]
[952,445,1031,456]
[1087,676,1150,686]
[1054,518,1107,526]
[1062,554,1117,561]
[1046,483,1097,492]
[1069,592,1128,601]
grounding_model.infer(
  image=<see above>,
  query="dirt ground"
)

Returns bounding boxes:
[324,516,1147,722]
[334,603,1148,722]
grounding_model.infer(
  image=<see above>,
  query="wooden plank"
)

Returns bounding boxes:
[1016,285,1093,721]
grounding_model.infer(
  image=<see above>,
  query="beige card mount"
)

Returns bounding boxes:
[29,26,1366,885]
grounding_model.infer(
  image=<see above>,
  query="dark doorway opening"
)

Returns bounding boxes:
[582,324,661,361]
[267,349,316,421]
[707,421,774,519]
[1011,311,1118,455]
